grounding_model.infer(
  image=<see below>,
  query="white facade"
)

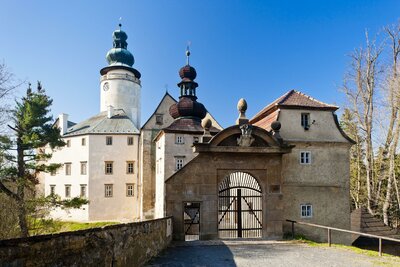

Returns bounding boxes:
[44,133,140,222]
[100,69,141,128]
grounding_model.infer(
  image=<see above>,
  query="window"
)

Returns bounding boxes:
[65,163,71,175]
[155,114,163,125]
[127,136,134,146]
[105,184,113,197]
[175,157,184,170]
[300,151,311,164]
[106,136,113,145]
[193,136,199,143]
[50,169,56,176]
[65,185,71,198]
[126,161,134,174]
[126,184,134,197]
[50,185,56,195]
[175,135,184,144]
[81,138,86,146]
[105,161,113,174]
[301,204,313,218]
[66,140,71,147]
[80,162,87,175]
[80,184,87,198]
[301,113,310,130]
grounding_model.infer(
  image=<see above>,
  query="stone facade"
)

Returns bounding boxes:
[165,124,291,240]
[140,93,177,219]
[0,217,172,267]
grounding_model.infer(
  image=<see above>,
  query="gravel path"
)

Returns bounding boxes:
[146,240,400,267]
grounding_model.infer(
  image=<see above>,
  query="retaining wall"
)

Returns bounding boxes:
[0,217,172,267]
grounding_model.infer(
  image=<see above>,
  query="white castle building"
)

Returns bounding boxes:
[43,25,221,222]
[42,25,352,243]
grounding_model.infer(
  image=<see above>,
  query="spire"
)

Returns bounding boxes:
[169,47,206,121]
[186,43,191,65]
[178,47,198,98]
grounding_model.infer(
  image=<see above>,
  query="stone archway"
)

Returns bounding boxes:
[218,171,262,238]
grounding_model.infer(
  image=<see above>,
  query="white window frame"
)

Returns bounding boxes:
[106,136,113,146]
[105,161,113,174]
[65,184,71,198]
[300,151,311,164]
[80,161,87,175]
[300,204,313,218]
[50,185,56,195]
[175,157,184,171]
[126,183,134,197]
[65,163,72,175]
[105,184,113,198]
[80,184,87,198]
[127,136,134,146]
[175,135,184,144]
[126,161,134,174]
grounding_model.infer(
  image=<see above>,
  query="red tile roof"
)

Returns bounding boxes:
[250,90,338,125]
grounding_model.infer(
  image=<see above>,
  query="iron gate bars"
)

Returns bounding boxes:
[218,172,262,238]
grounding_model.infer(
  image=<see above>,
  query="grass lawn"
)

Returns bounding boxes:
[29,219,118,236]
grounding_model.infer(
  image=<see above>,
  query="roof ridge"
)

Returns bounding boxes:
[290,90,338,108]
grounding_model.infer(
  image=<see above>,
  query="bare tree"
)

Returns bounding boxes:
[0,62,22,128]
[342,31,383,214]
[381,23,400,225]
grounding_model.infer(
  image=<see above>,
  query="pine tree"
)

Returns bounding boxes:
[0,82,80,237]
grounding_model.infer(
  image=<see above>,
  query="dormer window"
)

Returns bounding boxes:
[301,113,310,130]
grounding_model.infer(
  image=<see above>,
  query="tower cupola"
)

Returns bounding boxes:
[169,48,206,121]
[100,24,142,128]
[105,24,134,67]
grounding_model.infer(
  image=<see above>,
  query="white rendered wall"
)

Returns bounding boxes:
[278,109,349,143]
[44,135,90,221]
[88,134,140,222]
[155,135,165,219]
[154,132,201,218]
[100,69,141,128]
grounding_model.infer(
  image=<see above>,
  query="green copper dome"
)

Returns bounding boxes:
[106,25,134,67]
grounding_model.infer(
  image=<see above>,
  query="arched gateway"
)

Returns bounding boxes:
[164,99,293,240]
[218,172,262,238]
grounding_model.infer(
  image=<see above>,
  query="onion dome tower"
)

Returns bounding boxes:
[100,24,142,128]
[168,48,207,130]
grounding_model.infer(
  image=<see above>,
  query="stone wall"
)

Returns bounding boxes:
[0,217,172,267]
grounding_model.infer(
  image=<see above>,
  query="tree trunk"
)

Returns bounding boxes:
[16,197,29,237]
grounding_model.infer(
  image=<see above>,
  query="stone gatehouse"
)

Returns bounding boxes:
[164,94,353,244]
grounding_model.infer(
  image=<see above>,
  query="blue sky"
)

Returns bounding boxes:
[1,1,399,127]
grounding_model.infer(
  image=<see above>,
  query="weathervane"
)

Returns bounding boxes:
[186,41,191,65]
[119,17,122,29]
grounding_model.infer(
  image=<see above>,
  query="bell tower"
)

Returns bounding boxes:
[100,24,142,128]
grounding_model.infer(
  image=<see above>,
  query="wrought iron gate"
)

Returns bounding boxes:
[218,172,262,238]
[184,202,200,241]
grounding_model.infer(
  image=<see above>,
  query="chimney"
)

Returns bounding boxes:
[107,105,114,119]
[58,113,68,135]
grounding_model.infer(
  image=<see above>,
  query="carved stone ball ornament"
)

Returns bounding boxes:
[237,98,248,113]
[202,118,212,130]
[271,121,281,131]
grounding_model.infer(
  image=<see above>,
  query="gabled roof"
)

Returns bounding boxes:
[250,90,338,124]
[63,109,139,137]
[141,92,177,129]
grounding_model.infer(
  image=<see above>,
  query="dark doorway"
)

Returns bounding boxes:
[218,172,262,238]
[184,202,200,241]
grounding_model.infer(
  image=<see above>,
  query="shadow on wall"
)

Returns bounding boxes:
[146,240,237,267]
